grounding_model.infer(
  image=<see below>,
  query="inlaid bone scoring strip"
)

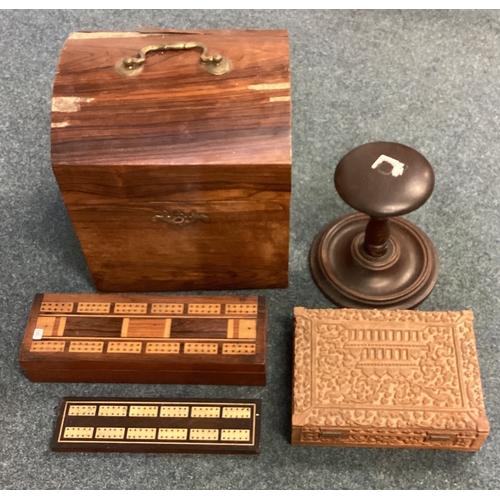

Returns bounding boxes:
[37,300,260,317]
[114,303,148,314]
[151,304,184,314]
[68,405,97,416]
[30,341,65,352]
[31,339,256,354]
[73,403,253,419]
[40,302,74,313]
[226,304,258,314]
[188,304,221,314]
[52,399,261,453]
[77,302,111,313]
[69,341,103,353]
[223,343,256,355]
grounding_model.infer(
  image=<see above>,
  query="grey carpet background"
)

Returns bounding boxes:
[1,9,500,489]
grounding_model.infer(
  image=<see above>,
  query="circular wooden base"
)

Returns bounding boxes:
[309,213,439,309]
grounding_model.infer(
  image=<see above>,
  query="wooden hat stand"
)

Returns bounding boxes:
[310,142,439,309]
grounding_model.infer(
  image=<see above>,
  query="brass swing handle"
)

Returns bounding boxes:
[115,41,232,77]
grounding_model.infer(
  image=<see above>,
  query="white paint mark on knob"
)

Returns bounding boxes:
[371,154,407,177]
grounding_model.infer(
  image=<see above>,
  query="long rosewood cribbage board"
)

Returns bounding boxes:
[19,294,266,385]
[52,398,261,454]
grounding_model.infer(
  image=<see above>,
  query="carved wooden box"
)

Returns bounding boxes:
[292,308,489,451]
[19,294,266,385]
[51,29,291,292]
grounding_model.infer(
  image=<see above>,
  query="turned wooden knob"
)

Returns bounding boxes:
[310,142,439,309]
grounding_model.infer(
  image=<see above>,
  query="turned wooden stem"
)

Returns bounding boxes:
[363,217,390,257]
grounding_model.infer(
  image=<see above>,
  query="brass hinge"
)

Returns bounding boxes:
[320,430,344,438]
[428,434,452,442]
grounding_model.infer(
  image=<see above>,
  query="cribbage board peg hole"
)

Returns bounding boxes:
[310,142,439,309]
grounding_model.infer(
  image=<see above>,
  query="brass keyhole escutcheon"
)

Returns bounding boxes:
[151,209,210,228]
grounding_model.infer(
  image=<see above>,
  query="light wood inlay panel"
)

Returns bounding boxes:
[227,319,257,340]
[227,319,235,339]
[226,304,258,315]
[151,304,184,314]
[184,343,218,354]
[188,304,221,315]
[30,341,65,352]
[222,343,256,355]
[238,320,257,339]
[35,317,55,337]
[57,317,67,336]
[77,303,110,313]
[114,303,147,314]
[107,341,142,353]
[121,318,129,337]
[69,341,103,353]
[127,319,168,338]
[164,318,172,338]
[145,342,180,354]
[40,302,73,313]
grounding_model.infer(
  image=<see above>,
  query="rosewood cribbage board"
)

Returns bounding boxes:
[52,398,261,454]
[51,30,291,292]
[19,294,266,385]
[292,308,489,451]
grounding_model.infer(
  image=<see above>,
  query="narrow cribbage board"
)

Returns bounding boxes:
[52,398,261,454]
[19,294,266,385]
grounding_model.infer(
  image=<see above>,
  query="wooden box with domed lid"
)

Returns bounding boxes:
[50,29,291,292]
[292,307,489,451]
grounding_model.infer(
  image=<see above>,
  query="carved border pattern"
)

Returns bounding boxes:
[457,315,489,424]
[293,313,312,414]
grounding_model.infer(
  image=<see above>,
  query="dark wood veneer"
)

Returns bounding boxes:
[52,397,261,454]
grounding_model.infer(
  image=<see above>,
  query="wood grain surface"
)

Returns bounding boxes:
[19,293,267,385]
[50,30,291,292]
[51,30,291,166]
